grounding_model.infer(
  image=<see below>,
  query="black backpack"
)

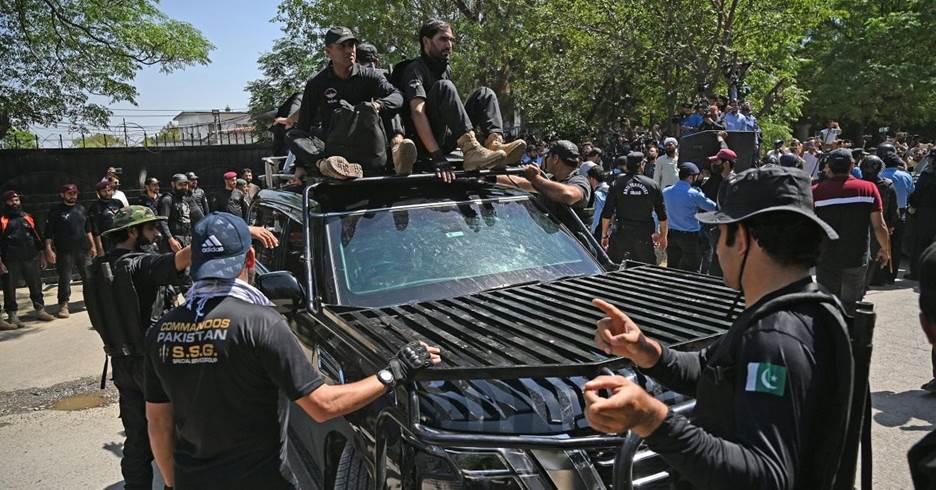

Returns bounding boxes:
[325,100,387,176]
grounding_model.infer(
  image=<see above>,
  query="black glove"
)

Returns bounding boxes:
[388,341,432,383]
[430,150,453,173]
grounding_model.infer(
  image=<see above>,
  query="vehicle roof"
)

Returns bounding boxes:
[256,179,531,217]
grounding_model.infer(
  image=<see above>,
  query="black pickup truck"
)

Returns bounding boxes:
[248,173,739,489]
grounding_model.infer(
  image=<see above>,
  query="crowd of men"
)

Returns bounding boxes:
[0,167,262,329]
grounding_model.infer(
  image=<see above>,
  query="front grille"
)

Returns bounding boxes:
[584,444,672,489]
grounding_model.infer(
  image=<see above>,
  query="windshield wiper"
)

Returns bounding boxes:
[481,279,542,293]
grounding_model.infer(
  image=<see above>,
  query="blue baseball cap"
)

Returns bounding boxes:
[191,212,251,280]
[679,162,700,175]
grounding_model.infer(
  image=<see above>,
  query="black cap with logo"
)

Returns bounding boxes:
[356,43,378,63]
[324,26,357,46]
[696,166,838,239]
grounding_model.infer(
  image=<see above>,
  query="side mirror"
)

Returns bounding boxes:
[256,271,305,314]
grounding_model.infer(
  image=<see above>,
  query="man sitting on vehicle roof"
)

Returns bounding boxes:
[398,19,525,174]
[293,26,405,179]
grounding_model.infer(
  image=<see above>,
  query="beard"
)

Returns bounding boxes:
[665,148,676,157]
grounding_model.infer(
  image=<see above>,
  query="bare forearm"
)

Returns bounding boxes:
[659,220,668,239]
[873,223,890,257]
[601,218,611,238]
[496,175,536,193]
[531,177,580,205]
[174,246,192,271]
[146,405,175,486]
[298,376,386,423]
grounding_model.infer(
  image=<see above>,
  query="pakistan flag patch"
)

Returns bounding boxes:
[745,362,787,397]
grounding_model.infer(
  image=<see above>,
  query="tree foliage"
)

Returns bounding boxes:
[248,0,829,141]
[0,127,37,148]
[799,0,936,136]
[0,0,214,139]
[72,132,124,148]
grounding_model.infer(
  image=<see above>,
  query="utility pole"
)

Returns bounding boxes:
[123,118,129,146]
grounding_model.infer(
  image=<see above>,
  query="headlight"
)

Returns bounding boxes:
[417,448,549,490]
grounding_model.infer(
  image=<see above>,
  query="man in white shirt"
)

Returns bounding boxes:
[819,121,841,150]
[802,139,822,179]
[653,137,679,189]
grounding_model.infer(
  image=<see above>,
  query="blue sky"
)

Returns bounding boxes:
[35,0,285,145]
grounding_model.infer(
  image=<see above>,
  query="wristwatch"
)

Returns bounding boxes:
[377,368,395,389]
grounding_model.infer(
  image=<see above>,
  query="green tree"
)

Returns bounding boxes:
[73,132,124,148]
[249,0,830,142]
[0,0,214,139]
[799,0,936,139]
[0,128,38,149]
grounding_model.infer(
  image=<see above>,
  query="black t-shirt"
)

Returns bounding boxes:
[295,63,403,136]
[132,194,159,214]
[87,198,125,236]
[537,173,593,231]
[102,248,183,327]
[144,296,323,489]
[44,203,92,252]
[601,172,668,230]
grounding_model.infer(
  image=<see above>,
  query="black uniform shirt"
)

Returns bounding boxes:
[642,278,839,489]
[132,193,159,214]
[0,211,42,261]
[601,172,667,229]
[400,55,451,103]
[157,192,192,238]
[44,203,92,253]
[191,187,210,217]
[87,198,125,236]
[144,296,323,489]
[537,173,593,231]
[295,62,403,135]
[102,248,184,327]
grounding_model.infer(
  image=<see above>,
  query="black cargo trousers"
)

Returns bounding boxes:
[110,355,154,490]
[668,229,704,273]
[55,249,89,305]
[4,256,45,312]
[419,80,504,155]
[608,221,656,264]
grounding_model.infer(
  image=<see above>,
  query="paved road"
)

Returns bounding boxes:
[0,276,930,489]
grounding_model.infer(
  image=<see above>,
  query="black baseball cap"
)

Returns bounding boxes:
[324,26,357,46]
[356,43,378,63]
[827,148,854,173]
[549,140,580,165]
[171,173,189,184]
[696,166,838,239]
[626,151,645,169]
[191,212,252,280]
[186,172,199,181]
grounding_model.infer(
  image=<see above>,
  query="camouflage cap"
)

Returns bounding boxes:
[102,205,167,236]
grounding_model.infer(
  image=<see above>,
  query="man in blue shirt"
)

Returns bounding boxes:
[663,162,717,272]
[878,142,915,280]
[722,99,748,131]
[679,105,704,136]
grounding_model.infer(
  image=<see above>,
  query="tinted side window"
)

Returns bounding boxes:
[248,204,288,270]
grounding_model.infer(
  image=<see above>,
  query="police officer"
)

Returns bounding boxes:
[662,162,717,272]
[158,174,193,252]
[87,179,125,255]
[211,171,249,219]
[878,142,915,281]
[600,152,668,264]
[43,184,94,318]
[85,206,279,489]
[585,166,854,489]
[133,177,161,213]
[910,243,936,480]
[294,26,406,178]
[85,206,192,489]
[143,212,440,488]
[861,155,899,286]
[497,140,592,232]
[909,164,936,281]
[400,19,522,172]
[0,191,55,327]
[182,172,207,226]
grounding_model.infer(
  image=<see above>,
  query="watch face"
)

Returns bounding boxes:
[378,369,394,385]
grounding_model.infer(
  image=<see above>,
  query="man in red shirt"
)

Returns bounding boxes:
[812,149,891,314]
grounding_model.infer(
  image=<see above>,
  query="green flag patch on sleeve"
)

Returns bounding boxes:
[745,362,787,397]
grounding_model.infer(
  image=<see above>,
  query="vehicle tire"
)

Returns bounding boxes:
[334,442,372,490]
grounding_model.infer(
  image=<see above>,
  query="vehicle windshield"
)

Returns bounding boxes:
[324,197,602,307]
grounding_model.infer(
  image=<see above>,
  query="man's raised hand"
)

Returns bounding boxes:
[592,299,661,369]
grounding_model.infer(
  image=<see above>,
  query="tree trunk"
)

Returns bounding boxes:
[0,112,10,140]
